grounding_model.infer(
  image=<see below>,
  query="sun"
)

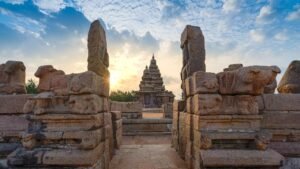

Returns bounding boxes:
[110,72,120,90]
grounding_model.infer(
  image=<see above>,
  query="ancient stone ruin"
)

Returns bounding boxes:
[0,20,120,169]
[135,55,174,108]
[172,25,300,169]
[0,20,299,169]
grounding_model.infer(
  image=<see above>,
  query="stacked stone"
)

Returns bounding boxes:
[110,101,143,119]
[171,100,185,153]
[111,111,122,149]
[162,102,173,118]
[7,20,114,169]
[136,55,174,108]
[177,25,284,169]
[0,61,30,168]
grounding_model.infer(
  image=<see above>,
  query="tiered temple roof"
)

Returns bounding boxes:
[136,54,174,108]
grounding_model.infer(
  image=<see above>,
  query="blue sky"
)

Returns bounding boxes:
[0,0,299,98]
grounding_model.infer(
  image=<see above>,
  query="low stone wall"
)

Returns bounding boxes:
[257,94,300,168]
[0,95,31,165]
[123,119,172,135]
[110,101,143,119]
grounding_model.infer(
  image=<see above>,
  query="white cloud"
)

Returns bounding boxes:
[249,29,265,42]
[222,0,239,13]
[0,0,26,4]
[32,0,66,14]
[286,5,300,21]
[274,31,288,41]
[256,5,274,24]
[0,8,45,38]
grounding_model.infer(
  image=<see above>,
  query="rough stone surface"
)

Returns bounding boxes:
[262,111,300,129]
[217,65,281,95]
[192,94,258,115]
[0,94,32,114]
[278,60,300,93]
[223,64,243,71]
[0,61,26,94]
[110,101,142,113]
[35,65,65,92]
[181,25,206,77]
[200,149,284,167]
[24,93,108,115]
[192,71,218,94]
[34,70,109,97]
[262,94,300,111]
[88,20,109,74]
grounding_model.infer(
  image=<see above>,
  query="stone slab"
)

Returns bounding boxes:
[262,111,300,129]
[262,94,300,111]
[193,94,259,115]
[0,95,32,114]
[193,114,262,131]
[200,149,284,167]
[110,101,142,113]
[269,142,300,157]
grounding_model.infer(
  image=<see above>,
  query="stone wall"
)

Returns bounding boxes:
[110,101,143,119]
[123,119,172,136]
[5,20,119,169]
[162,103,173,118]
[173,25,286,169]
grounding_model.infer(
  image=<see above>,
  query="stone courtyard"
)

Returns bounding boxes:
[0,18,299,169]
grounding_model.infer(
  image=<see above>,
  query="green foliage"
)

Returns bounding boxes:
[110,90,136,102]
[26,79,38,94]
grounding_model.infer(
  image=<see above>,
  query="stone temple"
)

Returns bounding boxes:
[135,54,174,108]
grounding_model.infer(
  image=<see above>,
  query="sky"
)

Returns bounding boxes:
[0,0,299,98]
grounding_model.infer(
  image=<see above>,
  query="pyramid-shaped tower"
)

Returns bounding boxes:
[136,54,174,108]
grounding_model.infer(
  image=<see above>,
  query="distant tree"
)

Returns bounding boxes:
[109,90,136,102]
[26,79,38,94]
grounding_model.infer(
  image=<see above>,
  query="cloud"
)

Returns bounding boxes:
[256,5,274,24]
[0,7,45,38]
[0,0,26,5]
[286,5,300,21]
[222,0,239,13]
[249,29,265,42]
[274,31,288,41]
[32,0,67,14]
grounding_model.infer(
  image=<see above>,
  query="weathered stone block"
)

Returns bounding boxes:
[269,142,300,157]
[22,128,104,150]
[262,94,300,111]
[35,70,109,97]
[111,111,122,120]
[27,113,104,132]
[200,149,284,167]
[173,100,185,112]
[8,141,105,167]
[193,94,259,115]
[0,116,28,135]
[262,111,300,129]
[24,93,108,115]
[110,101,142,113]
[0,61,26,94]
[278,60,300,93]
[0,95,32,114]
[193,115,262,131]
[192,71,218,94]
[217,65,280,95]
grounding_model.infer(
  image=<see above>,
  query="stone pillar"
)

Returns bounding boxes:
[277,60,300,93]
[7,20,113,169]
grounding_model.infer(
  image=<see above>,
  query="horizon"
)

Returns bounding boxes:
[0,0,300,98]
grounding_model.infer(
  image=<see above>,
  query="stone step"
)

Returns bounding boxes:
[123,131,171,136]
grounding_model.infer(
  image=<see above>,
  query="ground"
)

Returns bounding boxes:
[109,135,187,169]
